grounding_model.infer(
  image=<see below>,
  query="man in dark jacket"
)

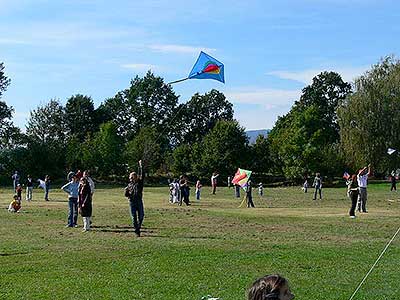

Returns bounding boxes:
[125,160,144,237]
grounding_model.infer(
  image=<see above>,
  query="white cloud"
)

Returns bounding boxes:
[148,44,216,55]
[268,66,369,84]
[121,63,158,72]
[225,88,301,109]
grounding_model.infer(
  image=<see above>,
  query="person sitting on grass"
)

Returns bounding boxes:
[248,274,295,300]
[8,195,21,213]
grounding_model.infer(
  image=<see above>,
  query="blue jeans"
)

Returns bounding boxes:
[68,197,78,226]
[196,190,200,200]
[129,200,144,233]
[44,187,49,200]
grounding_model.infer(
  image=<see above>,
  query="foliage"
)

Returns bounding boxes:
[93,122,124,176]
[269,72,351,179]
[65,94,96,141]
[102,71,179,140]
[125,126,168,174]
[170,143,194,175]
[193,120,249,178]
[0,62,11,99]
[338,56,400,172]
[250,135,272,174]
[173,89,234,145]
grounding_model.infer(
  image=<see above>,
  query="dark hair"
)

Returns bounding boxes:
[248,274,288,300]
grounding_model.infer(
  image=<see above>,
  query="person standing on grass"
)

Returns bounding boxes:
[246,180,255,208]
[83,170,95,224]
[125,160,145,237]
[179,175,190,206]
[44,175,51,201]
[227,175,232,188]
[390,171,397,191]
[16,184,22,201]
[312,173,322,200]
[347,174,359,219]
[61,174,79,228]
[11,171,20,192]
[26,175,33,201]
[78,177,92,232]
[211,172,219,194]
[235,184,241,198]
[357,164,372,213]
[195,179,202,200]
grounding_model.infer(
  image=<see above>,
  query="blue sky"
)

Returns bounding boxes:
[1,0,399,130]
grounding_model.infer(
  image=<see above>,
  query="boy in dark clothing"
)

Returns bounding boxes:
[125,160,144,237]
[246,180,255,208]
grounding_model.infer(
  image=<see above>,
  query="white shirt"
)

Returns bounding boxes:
[357,174,368,188]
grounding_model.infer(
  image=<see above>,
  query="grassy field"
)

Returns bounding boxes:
[1,183,399,300]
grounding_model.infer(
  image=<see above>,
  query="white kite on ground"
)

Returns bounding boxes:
[387,148,397,155]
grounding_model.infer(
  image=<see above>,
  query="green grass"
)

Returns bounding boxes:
[1,184,399,299]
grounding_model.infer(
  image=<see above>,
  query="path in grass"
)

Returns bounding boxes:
[1,184,399,299]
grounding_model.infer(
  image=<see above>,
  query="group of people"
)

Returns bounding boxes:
[61,170,95,232]
[346,164,372,218]
[302,173,323,200]
[8,171,51,213]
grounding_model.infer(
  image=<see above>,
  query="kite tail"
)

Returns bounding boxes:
[238,194,247,208]
[168,78,189,85]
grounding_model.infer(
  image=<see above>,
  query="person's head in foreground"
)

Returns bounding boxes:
[248,274,294,300]
[129,172,138,182]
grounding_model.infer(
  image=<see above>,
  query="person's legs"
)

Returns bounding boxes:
[349,192,357,217]
[67,198,74,226]
[212,185,216,194]
[313,188,317,200]
[137,200,144,234]
[361,189,368,212]
[319,188,322,199]
[72,198,78,226]
[44,188,49,201]
[130,201,139,234]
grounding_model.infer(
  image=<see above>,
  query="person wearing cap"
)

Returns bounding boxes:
[61,174,80,227]
[357,164,372,213]
[125,160,145,237]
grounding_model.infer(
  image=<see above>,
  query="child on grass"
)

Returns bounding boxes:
[8,195,21,213]
[248,274,294,300]
[195,179,202,200]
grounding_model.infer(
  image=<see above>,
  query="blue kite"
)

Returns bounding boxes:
[169,51,225,84]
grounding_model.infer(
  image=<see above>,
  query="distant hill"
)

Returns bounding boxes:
[246,129,270,144]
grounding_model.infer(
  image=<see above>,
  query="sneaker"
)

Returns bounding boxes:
[65,224,73,228]
[350,216,356,219]
[74,225,78,228]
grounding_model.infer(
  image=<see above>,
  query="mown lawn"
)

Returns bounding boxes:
[1,183,399,299]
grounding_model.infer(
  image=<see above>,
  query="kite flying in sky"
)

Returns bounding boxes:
[169,51,225,84]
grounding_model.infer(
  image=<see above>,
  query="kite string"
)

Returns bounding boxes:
[348,225,400,300]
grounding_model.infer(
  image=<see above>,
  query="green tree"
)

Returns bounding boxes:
[0,63,22,149]
[102,71,179,140]
[125,126,168,174]
[65,94,96,141]
[269,72,351,179]
[170,143,193,175]
[25,100,67,176]
[93,122,123,177]
[173,89,234,145]
[193,120,249,178]
[338,56,400,172]
[0,62,11,99]
[250,135,272,173]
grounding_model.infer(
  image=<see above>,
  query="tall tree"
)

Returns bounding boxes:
[173,89,234,145]
[26,99,66,144]
[25,100,66,176]
[193,120,249,178]
[102,71,179,140]
[0,62,22,149]
[0,62,11,99]
[65,94,96,141]
[269,72,351,178]
[338,56,400,172]
[125,126,168,174]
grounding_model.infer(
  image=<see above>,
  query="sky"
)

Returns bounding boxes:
[1,0,400,130]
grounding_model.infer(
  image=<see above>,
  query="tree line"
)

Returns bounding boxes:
[1,56,399,184]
